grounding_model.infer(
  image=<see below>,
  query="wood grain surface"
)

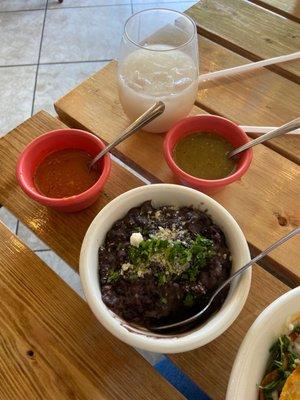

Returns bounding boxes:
[54,62,300,286]
[56,48,300,166]
[0,222,183,400]
[0,111,143,271]
[171,267,289,400]
[248,0,300,22]
[186,0,300,82]
[0,3,298,400]
[196,37,300,164]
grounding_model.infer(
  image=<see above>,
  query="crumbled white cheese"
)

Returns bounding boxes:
[153,226,185,241]
[286,314,300,332]
[159,227,174,239]
[130,232,144,247]
[121,263,132,271]
[155,210,162,219]
[270,391,279,400]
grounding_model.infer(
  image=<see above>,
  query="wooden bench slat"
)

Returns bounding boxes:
[54,62,300,286]
[57,46,300,167]
[171,266,289,400]
[0,111,144,271]
[186,0,300,82]
[197,37,300,164]
[248,0,300,22]
[0,221,183,400]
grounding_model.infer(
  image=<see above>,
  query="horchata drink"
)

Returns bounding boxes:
[118,9,199,133]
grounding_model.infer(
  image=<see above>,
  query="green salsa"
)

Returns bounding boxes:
[173,132,237,180]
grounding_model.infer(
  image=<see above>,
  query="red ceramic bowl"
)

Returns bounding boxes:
[164,115,253,194]
[16,129,111,212]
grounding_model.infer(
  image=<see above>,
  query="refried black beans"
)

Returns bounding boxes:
[99,201,232,328]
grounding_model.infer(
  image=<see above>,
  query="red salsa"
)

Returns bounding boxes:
[34,149,100,198]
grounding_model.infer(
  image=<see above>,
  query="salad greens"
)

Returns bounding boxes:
[259,327,300,399]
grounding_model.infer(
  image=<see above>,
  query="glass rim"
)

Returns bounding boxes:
[123,8,197,52]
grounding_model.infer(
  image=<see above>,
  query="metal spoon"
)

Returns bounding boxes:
[89,101,165,169]
[228,117,300,158]
[151,227,300,331]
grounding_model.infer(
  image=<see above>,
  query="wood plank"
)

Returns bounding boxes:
[197,36,300,164]
[0,222,183,400]
[248,0,300,22]
[57,47,300,167]
[0,111,144,271]
[185,0,300,82]
[54,62,300,286]
[171,266,289,400]
[145,25,300,162]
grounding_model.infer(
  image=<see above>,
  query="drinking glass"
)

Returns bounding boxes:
[118,9,199,133]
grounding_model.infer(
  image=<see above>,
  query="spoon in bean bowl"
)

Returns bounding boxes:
[151,227,300,332]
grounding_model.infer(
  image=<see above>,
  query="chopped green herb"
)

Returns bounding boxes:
[191,235,216,269]
[188,264,201,282]
[128,235,215,283]
[183,293,194,307]
[160,297,167,305]
[157,272,167,286]
[107,270,120,283]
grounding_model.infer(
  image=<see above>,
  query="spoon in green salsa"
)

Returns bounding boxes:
[151,227,300,332]
[228,117,300,158]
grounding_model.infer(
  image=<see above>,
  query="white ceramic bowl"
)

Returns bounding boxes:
[80,184,251,353]
[226,286,300,400]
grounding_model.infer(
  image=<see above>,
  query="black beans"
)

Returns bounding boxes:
[99,201,231,328]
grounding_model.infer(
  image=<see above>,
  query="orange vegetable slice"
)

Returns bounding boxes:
[280,364,300,400]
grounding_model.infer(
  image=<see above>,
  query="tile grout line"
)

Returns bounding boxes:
[30,0,49,117]
[47,3,132,10]
[15,219,19,235]
[0,8,45,14]
[41,58,113,65]
[0,59,113,69]
[0,3,131,14]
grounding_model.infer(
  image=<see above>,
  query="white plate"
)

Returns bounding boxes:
[226,286,300,400]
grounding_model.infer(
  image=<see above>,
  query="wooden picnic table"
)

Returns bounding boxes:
[0,1,299,399]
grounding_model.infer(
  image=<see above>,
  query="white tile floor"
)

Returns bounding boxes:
[0,0,197,365]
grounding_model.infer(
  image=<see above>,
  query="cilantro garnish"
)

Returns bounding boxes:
[183,293,194,307]
[160,297,167,305]
[127,235,216,284]
[107,270,120,283]
[157,272,167,286]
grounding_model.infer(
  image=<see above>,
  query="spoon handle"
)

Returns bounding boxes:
[89,101,165,168]
[151,227,299,331]
[211,227,300,303]
[229,117,300,158]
